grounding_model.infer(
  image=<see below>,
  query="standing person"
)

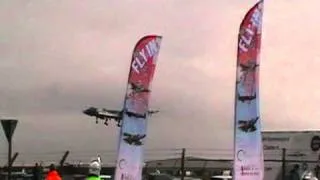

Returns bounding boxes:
[39,162,44,180]
[32,163,41,180]
[86,156,102,180]
[45,164,62,180]
[289,164,301,180]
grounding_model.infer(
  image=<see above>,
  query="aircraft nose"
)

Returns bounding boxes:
[83,109,90,115]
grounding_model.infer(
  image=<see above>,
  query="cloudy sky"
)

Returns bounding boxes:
[1,0,320,165]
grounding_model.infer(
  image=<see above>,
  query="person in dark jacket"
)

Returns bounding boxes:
[289,164,300,180]
[32,163,41,180]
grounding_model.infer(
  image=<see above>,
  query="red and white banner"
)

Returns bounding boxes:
[114,35,162,180]
[234,1,264,180]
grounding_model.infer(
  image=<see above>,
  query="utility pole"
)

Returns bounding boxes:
[59,151,70,167]
[282,148,286,180]
[8,152,19,167]
[180,148,186,180]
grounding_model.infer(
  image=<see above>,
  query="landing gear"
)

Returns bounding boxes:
[116,119,122,127]
[104,120,108,126]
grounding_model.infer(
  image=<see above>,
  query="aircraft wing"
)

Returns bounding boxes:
[101,109,121,114]
[123,132,131,137]
[130,82,138,88]
[239,63,248,69]
[148,110,159,114]
[96,114,107,119]
[139,134,146,139]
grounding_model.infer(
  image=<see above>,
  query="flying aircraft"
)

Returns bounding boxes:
[82,107,159,127]
[83,107,122,126]
[237,92,256,103]
[122,132,146,146]
[238,117,259,132]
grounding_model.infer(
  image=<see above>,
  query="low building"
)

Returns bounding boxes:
[145,130,320,179]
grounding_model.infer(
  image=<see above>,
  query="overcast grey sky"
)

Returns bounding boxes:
[1,0,320,165]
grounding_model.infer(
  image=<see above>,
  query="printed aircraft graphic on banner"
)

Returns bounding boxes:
[238,117,259,133]
[82,107,159,127]
[122,133,146,146]
[129,82,150,93]
[239,63,259,72]
[237,92,257,103]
